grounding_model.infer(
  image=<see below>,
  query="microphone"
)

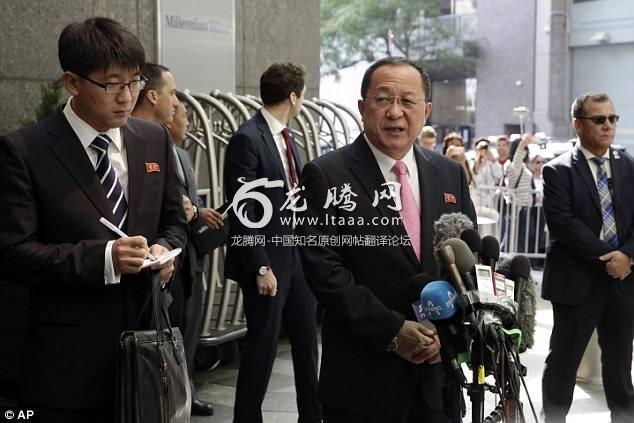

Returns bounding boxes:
[437,244,478,328]
[441,238,477,291]
[481,235,500,273]
[420,281,466,383]
[438,245,468,294]
[460,228,482,265]
[407,272,436,303]
[509,255,531,303]
[419,280,458,321]
[433,212,475,254]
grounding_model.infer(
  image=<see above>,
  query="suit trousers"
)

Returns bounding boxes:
[323,388,452,423]
[234,247,320,423]
[169,269,204,381]
[542,276,634,423]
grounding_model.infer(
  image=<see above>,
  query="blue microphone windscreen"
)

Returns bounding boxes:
[419,280,458,321]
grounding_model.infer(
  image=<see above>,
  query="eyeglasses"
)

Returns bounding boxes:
[577,115,620,125]
[76,73,147,95]
[367,94,425,110]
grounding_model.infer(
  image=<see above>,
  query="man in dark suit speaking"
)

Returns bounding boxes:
[0,17,187,422]
[297,57,476,422]
[541,92,634,423]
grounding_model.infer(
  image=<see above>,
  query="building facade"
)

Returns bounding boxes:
[0,0,320,135]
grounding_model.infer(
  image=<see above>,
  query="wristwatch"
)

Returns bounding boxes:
[386,335,399,352]
[258,266,271,276]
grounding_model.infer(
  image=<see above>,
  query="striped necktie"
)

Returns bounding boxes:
[591,157,618,248]
[91,134,128,229]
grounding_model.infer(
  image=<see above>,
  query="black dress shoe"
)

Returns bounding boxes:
[191,398,214,416]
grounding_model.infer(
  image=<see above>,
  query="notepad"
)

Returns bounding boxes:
[140,248,182,269]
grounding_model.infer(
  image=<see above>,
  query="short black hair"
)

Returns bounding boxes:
[570,92,612,119]
[58,17,145,76]
[260,63,307,106]
[135,63,170,108]
[360,57,431,101]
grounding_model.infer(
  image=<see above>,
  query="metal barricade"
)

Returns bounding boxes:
[183,90,363,369]
[471,185,549,259]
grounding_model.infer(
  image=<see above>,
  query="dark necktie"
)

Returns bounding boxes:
[281,128,298,187]
[91,134,128,229]
[591,157,618,248]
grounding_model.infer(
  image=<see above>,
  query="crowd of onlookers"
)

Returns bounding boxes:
[419,126,549,261]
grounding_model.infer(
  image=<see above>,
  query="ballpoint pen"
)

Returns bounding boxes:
[99,217,157,260]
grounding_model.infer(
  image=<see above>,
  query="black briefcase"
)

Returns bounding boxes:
[117,272,191,423]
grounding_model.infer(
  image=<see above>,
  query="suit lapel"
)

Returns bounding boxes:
[177,147,198,201]
[121,124,146,234]
[415,146,440,269]
[288,130,303,172]
[47,111,114,221]
[571,145,601,216]
[255,111,287,185]
[347,136,419,267]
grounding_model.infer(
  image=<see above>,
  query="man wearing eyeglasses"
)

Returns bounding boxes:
[297,57,476,422]
[542,92,634,423]
[0,17,187,422]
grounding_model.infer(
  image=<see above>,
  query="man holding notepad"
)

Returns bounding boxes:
[0,17,187,422]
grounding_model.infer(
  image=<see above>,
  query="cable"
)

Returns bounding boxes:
[510,348,539,423]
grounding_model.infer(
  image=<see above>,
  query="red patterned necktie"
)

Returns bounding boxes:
[282,128,298,187]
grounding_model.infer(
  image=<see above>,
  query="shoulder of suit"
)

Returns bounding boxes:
[125,116,167,135]
[233,114,261,136]
[545,149,573,169]
[311,142,354,169]
[2,112,60,150]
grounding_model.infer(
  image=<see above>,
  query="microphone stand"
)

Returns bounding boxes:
[469,309,485,423]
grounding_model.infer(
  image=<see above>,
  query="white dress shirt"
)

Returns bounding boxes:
[261,107,294,188]
[364,135,421,211]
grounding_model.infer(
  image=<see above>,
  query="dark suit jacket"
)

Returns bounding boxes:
[542,145,634,305]
[297,136,476,416]
[175,145,204,293]
[174,145,228,293]
[223,110,302,284]
[0,111,188,409]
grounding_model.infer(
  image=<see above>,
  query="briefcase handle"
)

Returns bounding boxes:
[150,271,182,363]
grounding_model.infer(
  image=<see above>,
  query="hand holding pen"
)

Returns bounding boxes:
[99,218,176,284]
[100,217,152,274]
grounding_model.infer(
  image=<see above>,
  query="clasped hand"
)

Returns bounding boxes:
[394,320,441,365]
[599,250,632,280]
